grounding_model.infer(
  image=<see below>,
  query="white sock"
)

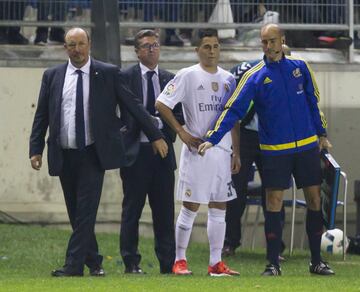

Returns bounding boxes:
[175,206,197,261]
[208,208,226,266]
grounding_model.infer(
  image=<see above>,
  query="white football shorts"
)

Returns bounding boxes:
[176,145,236,204]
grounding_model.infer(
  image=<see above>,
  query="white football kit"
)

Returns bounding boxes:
[157,64,237,203]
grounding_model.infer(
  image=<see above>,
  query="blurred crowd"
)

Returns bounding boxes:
[0,0,90,45]
[0,0,357,49]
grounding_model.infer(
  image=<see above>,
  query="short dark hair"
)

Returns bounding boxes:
[196,29,218,47]
[134,29,159,48]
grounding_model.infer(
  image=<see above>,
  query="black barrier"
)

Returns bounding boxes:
[91,0,120,66]
[354,180,360,234]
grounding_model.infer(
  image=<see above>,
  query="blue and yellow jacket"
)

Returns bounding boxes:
[207,55,327,156]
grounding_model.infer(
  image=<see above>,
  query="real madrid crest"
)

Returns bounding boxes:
[211,82,219,92]
[164,83,175,96]
[293,68,302,78]
[185,189,192,197]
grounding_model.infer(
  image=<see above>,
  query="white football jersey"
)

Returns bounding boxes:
[157,64,236,152]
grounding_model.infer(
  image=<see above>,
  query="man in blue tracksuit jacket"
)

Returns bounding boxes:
[223,50,291,259]
[199,24,334,276]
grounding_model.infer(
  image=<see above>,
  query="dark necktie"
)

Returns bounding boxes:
[146,71,156,115]
[75,69,85,150]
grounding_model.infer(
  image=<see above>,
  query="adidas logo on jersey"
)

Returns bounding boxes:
[263,77,272,84]
[197,85,205,90]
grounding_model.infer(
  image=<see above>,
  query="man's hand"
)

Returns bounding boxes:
[231,154,241,174]
[152,138,168,158]
[319,136,332,151]
[30,154,42,170]
[197,141,213,156]
[178,129,203,152]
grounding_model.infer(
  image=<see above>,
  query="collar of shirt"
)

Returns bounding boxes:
[263,53,285,66]
[139,62,159,77]
[67,57,91,76]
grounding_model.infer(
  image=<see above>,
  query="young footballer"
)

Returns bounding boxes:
[156,29,241,276]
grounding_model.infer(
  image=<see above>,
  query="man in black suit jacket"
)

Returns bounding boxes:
[119,29,183,274]
[29,27,168,277]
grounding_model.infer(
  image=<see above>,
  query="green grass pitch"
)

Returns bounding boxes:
[1,224,360,291]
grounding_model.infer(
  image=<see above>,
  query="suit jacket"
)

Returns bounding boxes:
[29,58,164,176]
[120,63,183,170]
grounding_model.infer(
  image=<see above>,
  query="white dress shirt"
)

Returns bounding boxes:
[60,58,94,149]
[139,62,163,142]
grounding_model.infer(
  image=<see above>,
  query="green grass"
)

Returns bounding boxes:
[1,224,360,291]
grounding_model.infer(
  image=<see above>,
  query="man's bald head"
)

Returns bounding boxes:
[64,27,91,68]
[260,23,284,38]
[260,23,285,62]
[65,27,90,43]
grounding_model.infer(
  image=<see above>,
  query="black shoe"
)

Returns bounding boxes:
[124,265,146,274]
[333,37,353,50]
[51,268,83,277]
[261,264,281,276]
[90,266,105,277]
[49,29,65,44]
[222,245,236,257]
[34,33,48,46]
[8,33,29,45]
[0,31,8,44]
[124,36,135,46]
[309,261,335,276]
[164,34,184,47]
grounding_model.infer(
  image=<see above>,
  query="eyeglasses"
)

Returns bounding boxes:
[139,42,160,50]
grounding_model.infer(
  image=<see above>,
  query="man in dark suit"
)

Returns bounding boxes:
[29,27,168,277]
[119,29,183,274]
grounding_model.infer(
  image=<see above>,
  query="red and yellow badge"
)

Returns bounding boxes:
[211,82,219,92]
[293,68,302,78]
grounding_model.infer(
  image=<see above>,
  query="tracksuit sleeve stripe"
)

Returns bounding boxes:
[320,111,328,129]
[303,60,327,129]
[225,61,264,109]
[304,61,320,102]
[207,63,263,141]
